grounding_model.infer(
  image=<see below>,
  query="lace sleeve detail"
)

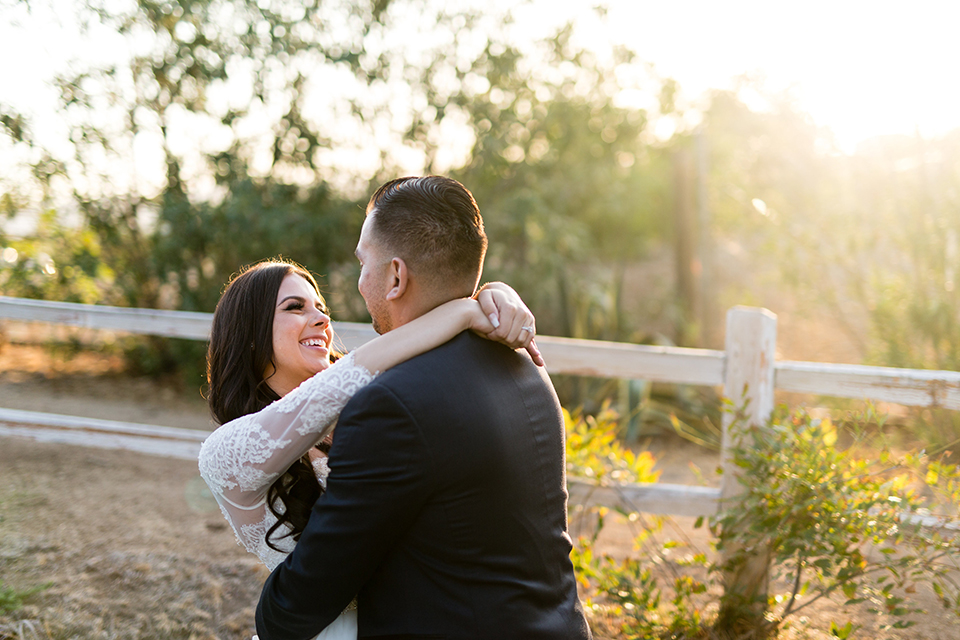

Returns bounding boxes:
[312,454,331,490]
[198,351,375,566]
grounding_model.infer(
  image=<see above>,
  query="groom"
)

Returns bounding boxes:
[256,176,591,639]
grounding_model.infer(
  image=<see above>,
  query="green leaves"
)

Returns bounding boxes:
[829,620,857,638]
[569,403,960,638]
[713,405,960,632]
[564,405,659,485]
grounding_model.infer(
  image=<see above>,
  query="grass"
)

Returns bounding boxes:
[0,580,49,615]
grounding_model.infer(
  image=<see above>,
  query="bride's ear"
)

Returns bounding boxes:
[385,257,408,301]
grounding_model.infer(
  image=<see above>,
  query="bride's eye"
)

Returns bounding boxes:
[285,301,304,311]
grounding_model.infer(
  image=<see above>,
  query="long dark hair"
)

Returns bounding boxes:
[206,259,327,551]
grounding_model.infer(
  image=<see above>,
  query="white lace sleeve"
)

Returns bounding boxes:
[198,351,375,568]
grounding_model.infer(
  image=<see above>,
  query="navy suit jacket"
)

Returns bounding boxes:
[256,332,591,640]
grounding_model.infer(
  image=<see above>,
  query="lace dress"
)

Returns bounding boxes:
[198,352,376,640]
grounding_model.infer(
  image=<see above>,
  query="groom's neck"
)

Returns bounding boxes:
[391,295,451,329]
[391,285,470,330]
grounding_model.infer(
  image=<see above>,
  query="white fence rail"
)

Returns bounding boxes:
[0,296,379,350]
[2,295,959,518]
[0,408,207,460]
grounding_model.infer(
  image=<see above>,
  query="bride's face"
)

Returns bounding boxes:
[264,273,333,396]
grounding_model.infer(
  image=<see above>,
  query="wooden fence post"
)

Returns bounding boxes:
[719,306,777,624]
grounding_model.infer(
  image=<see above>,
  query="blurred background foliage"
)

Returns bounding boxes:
[1,0,959,423]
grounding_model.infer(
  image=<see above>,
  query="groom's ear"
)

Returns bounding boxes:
[385,257,408,301]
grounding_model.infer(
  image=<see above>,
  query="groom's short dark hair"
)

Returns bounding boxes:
[365,176,488,296]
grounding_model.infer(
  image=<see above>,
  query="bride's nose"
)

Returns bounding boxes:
[313,309,331,327]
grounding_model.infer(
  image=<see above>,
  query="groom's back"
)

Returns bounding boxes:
[355,331,590,639]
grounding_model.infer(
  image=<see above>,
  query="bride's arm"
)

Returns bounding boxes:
[198,351,377,563]
[349,286,540,374]
[199,286,538,560]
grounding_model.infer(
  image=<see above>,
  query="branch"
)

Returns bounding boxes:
[780,551,804,619]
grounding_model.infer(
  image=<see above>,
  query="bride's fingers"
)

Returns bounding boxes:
[495,306,522,345]
[481,289,521,342]
[475,286,539,361]
[500,307,535,348]
[525,338,545,367]
[475,289,502,330]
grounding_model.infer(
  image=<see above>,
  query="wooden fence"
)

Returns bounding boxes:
[2,295,959,520]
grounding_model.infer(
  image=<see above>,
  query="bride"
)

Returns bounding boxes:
[197,259,539,640]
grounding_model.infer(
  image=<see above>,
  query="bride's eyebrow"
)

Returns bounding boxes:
[277,295,305,307]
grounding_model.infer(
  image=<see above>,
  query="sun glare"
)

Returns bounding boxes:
[541,0,960,152]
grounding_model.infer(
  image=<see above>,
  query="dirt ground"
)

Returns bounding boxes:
[0,341,958,640]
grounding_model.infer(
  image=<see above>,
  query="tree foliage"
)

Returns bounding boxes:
[451,29,671,340]
[2,1,674,346]
[13,0,464,311]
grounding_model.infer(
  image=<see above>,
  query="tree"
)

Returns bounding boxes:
[4,1,678,345]
[4,0,531,312]
[451,27,671,341]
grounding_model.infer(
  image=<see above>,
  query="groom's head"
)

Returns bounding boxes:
[356,176,488,333]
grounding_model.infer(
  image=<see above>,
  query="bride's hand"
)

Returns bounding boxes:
[474,283,543,367]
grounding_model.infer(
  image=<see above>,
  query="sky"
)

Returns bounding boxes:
[2,0,959,168]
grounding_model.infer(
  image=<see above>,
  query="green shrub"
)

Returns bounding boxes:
[712,406,960,634]
[568,405,960,639]
[565,404,660,485]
